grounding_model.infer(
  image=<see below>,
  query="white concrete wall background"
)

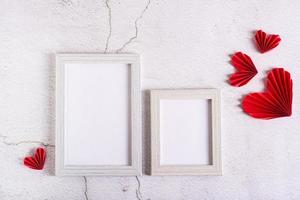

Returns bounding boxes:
[0,0,300,199]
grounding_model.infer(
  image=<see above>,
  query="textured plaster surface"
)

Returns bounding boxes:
[0,0,300,199]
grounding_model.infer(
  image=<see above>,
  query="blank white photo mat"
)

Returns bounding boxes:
[55,54,141,176]
[160,98,211,165]
[151,89,221,175]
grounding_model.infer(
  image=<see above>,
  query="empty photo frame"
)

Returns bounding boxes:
[151,89,221,175]
[55,54,141,176]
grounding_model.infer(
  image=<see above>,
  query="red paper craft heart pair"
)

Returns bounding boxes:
[229,30,293,120]
[229,30,281,87]
[24,147,46,170]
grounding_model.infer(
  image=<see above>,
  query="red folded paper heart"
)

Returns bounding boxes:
[242,68,293,119]
[255,30,281,53]
[229,52,258,87]
[24,147,46,170]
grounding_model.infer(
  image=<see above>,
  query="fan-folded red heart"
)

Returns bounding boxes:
[242,68,293,119]
[229,52,258,87]
[24,147,46,170]
[255,30,281,53]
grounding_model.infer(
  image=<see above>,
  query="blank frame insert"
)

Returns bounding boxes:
[160,99,211,165]
[56,54,141,176]
[64,63,130,166]
[151,89,222,175]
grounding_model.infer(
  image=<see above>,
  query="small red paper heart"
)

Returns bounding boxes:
[255,30,281,53]
[24,147,46,170]
[242,68,293,119]
[229,52,258,87]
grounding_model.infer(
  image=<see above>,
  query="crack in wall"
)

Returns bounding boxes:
[115,0,151,53]
[0,135,54,147]
[83,176,89,200]
[135,176,143,200]
[58,0,73,7]
[104,0,112,53]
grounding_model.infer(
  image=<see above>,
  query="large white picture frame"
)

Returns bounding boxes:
[151,89,221,175]
[55,54,141,176]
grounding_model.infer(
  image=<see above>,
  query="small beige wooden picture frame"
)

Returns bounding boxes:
[150,89,222,175]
